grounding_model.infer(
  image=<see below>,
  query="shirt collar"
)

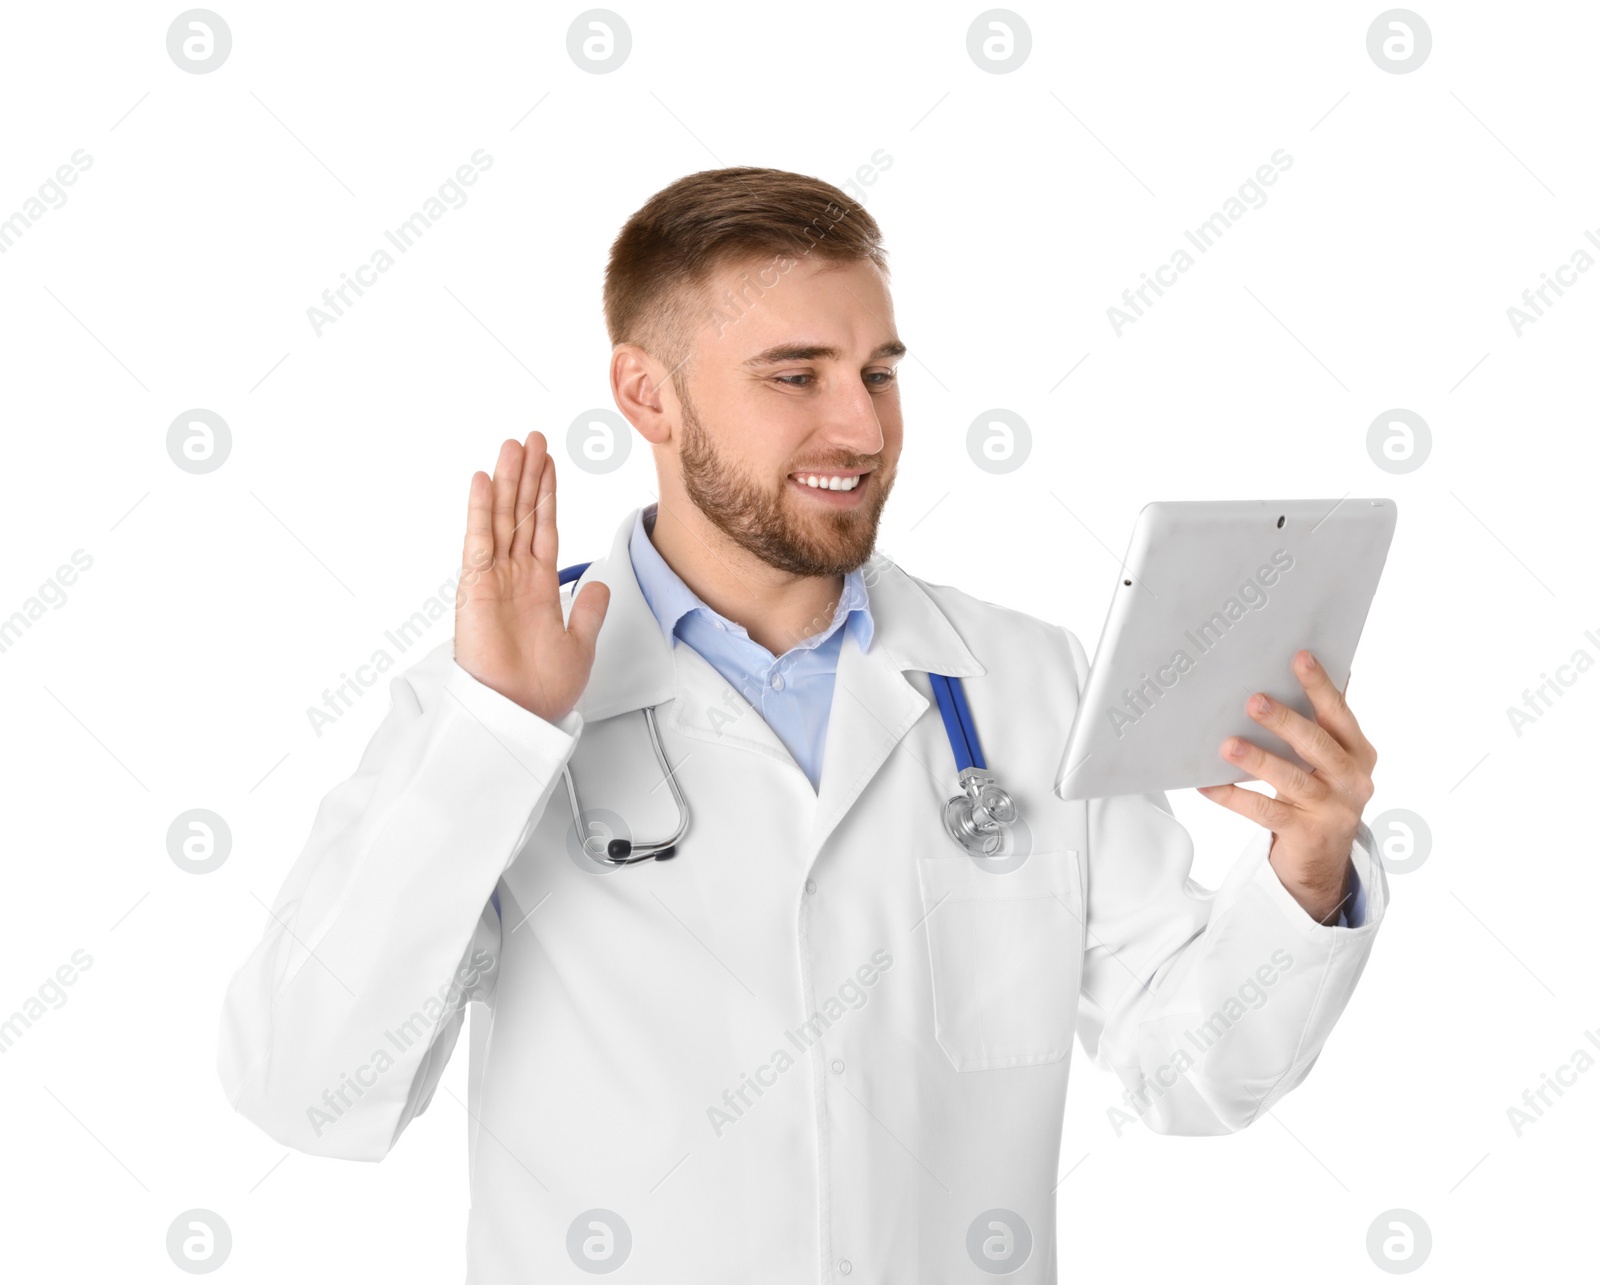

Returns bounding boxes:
[628,502,875,655]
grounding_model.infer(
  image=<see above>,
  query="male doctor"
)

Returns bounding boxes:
[218,167,1386,1282]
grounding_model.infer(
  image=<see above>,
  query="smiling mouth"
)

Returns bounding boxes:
[788,469,870,493]
[786,470,871,510]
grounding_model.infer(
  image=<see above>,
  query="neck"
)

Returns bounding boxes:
[646,500,846,658]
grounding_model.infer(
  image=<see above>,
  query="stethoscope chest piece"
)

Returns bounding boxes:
[943,767,1019,858]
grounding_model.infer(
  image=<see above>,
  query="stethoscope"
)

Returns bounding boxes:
[557,562,1021,865]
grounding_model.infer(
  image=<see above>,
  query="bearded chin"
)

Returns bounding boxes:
[678,397,890,578]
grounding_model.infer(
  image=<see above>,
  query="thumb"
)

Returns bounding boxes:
[567,580,611,653]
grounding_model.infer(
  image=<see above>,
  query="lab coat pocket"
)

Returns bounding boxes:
[914,847,1085,1072]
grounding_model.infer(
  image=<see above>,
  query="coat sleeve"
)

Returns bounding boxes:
[216,641,584,1160]
[1054,626,1389,1136]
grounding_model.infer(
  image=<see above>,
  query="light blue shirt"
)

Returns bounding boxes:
[628,503,873,792]
[626,503,1366,927]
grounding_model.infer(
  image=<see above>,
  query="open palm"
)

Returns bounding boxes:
[454,432,609,722]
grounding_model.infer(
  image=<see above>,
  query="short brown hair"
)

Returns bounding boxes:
[603,167,889,382]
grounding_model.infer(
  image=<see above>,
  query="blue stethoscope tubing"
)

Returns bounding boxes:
[929,672,984,773]
[556,561,1020,862]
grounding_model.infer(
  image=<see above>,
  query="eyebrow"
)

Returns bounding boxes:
[741,339,907,368]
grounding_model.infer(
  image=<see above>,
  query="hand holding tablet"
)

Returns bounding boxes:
[1195,646,1380,923]
[1054,498,1397,923]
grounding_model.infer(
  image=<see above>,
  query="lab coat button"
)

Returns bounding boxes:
[804,878,817,894]
[831,1058,844,1073]
[839,1260,852,1275]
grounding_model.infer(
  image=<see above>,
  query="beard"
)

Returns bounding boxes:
[675,383,894,578]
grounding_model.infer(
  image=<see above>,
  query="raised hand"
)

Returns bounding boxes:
[454,432,610,722]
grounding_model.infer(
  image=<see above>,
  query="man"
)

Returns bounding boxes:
[218,167,1385,1282]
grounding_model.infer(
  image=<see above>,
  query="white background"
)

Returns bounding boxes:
[1,0,1595,1279]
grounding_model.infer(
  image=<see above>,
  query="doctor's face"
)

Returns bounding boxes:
[671,255,904,578]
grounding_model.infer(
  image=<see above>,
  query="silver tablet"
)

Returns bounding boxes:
[1054,498,1397,801]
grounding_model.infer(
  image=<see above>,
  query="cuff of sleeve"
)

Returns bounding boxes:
[1245,819,1386,941]
[441,660,584,778]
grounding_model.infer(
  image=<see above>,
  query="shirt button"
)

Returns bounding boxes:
[831,1058,844,1074]
[770,672,785,691]
[839,1260,852,1275]
[804,878,817,894]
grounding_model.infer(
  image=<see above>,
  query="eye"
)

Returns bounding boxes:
[771,369,899,390]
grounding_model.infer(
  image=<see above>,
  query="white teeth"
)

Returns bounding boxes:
[796,474,860,491]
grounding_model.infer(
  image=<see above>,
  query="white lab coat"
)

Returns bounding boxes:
[217,504,1387,1283]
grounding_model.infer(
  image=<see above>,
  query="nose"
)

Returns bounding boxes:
[822,378,888,458]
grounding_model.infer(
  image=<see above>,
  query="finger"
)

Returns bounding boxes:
[532,449,558,568]
[512,430,545,557]
[1293,650,1372,759]
[462,471,494,583]
[1221,734,1323,806]
[491,438,521,557]
[568,580,611,652]
[1246,690,1358,791]
[1197,781,1296,831]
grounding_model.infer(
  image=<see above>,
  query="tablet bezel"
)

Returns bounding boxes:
[1055,498,1397,801]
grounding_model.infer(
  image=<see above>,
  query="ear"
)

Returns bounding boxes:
[611,343,677,446]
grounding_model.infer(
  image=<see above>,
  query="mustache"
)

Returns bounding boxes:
[786,463,879,474]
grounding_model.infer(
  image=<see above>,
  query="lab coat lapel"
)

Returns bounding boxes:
[567,507,805,766]
[806,557,985,861]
